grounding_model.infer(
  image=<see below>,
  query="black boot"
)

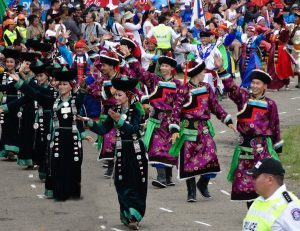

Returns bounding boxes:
[166,167,175,186]
[152,168,167,188]
[186,178,197,202]
[104,160,114,178]
[296,74,300,88]
[196,176,212,198]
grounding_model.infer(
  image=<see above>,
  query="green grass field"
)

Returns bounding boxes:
[281,125,300,179]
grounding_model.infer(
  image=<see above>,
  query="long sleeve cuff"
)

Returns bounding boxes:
[80,131,89,140]
[85,119,95,127]
[274,140,284,153]
[14,79,25,89]
[115,117,125,128]
[102,81,113,100]
[1,104,9,113]
[218,69,231,80]
[223,114,233,126]
[141,95,150,104]
[169,123,180,133]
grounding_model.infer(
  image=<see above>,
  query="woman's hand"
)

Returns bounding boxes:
[62,30,71,39]
[84,135,94,142]
[108,109,121,122]
[228,124,238,133]
[169,132,179,144]
[9,72,20,81]
[214,53,223,69]
[76,115,90,122]
[19,61,27,74]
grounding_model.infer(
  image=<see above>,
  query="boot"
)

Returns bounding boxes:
[104,160,114,178]
[6,151,17,161]
[186,178,197,202]
[196,176,212,198]
[152,167,167,188]
[166,167,175,186]
[128,217,139,230]
[296,74,300,88]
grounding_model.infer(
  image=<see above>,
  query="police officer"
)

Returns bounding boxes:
[243,158,300,231]
[146,15,180,55]
[3,19,17,47]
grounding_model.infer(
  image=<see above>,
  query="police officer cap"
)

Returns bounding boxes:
[245,158,285,177]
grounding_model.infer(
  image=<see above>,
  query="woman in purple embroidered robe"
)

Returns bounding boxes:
[219,69,283,207]
[169,61,234,202]
[129,55,182,188]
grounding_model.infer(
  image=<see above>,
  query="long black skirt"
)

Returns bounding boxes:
[114,140,148,224]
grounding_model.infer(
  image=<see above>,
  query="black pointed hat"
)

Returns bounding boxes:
[250,69,272,84]
[20,51,41,62]
[187,61,206,77]
[100,52,120,66]
[30,59,50,74]
[111,76,138,92]
[52,66,77,81]
[158,56,177,68]
[120,37,136,50]
[2,48,20,60]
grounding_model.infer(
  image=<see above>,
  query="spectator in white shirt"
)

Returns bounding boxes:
[122,11,143,46]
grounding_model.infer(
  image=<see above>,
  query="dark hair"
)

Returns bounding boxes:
[90,12,96,21]
[228,0,237,8]
[17,5,24,14]
[17,18,27,27]
[158,15,167,24]
[142,11,150,28]
[209,21,217,28]
[51,0,59,5]
[45,18,55,31]
[68,7,75,16]
[28,14,38,25]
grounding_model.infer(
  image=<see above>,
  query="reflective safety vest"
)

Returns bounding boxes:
[152,24,172,49]
[243,191,300,231]
[16,26,27,39]
[3,30,17,46]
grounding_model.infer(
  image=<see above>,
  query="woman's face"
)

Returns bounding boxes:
[23,61,31,73]
[36,73,48,85]
[273,22,280,30]
[58,81,72,95]
[160,63,173,77]
[33,17,39,26]
[147,42,156,51]
[201,36,210,46]
[149,11,154,19]
[114,90,128,105]
[49,21,55,30]
[209,22,216,30]
[5,58,16,71]
[246,29,254,37]
[193,70,206,82]
[258,19,266,26]
[18,19,25,25]
[8,24,15,30]
[100,63,114,75]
